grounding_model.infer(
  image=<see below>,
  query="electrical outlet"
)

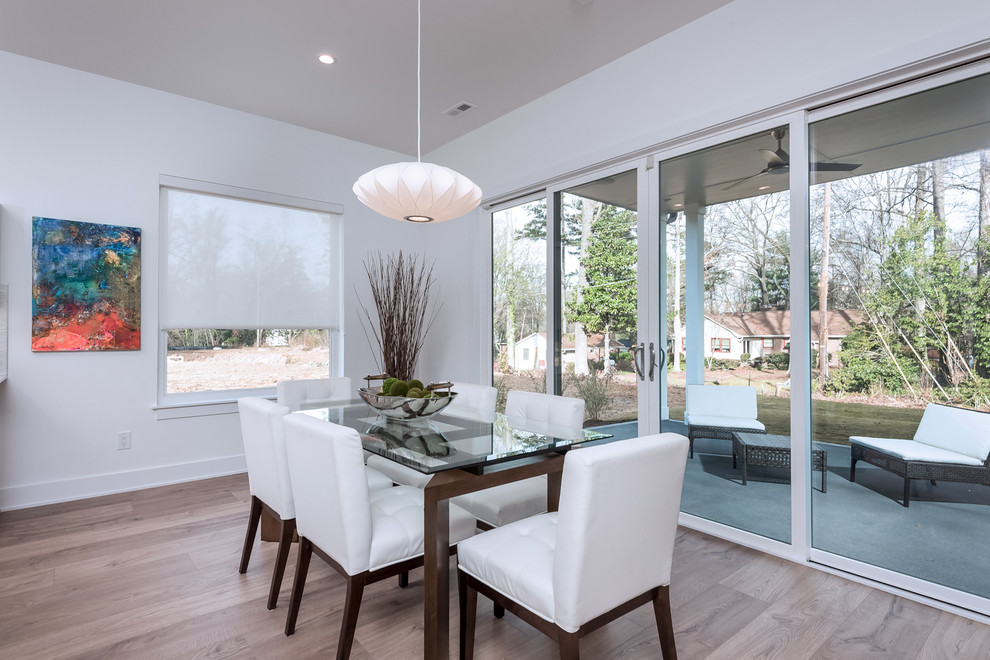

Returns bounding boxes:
[117,431,132,450]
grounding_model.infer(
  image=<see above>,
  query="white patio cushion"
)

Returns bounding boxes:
[685,384,759,420]
[913,403,990,462]
[850,435,986,467]
[684,414,765,431]
[452,477,548,528]
[366,455,434,488]
[458,512,558,623]
[367,486,476,571]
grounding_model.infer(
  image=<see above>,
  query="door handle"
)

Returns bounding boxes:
[648,342,657,381]
[632,342,645,381]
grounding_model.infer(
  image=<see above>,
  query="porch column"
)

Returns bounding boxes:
[684,204,705,386]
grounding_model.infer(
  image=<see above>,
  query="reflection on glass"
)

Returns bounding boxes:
[660,127,792,542]
[492,199,548,411]
[810,72,990,599]
[297,404,610,474]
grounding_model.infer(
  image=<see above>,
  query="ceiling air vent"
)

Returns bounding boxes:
[443,101,475,117]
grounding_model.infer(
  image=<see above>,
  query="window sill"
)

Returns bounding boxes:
[153,398,272,420]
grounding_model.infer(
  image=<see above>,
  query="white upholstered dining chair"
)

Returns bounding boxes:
[236,397,297,611]
[449,390,585,530]
[281,413,477,658]
[457,432,689,660]
[237,397,392,610]
[366,389,585,530]
[276,376,351,410]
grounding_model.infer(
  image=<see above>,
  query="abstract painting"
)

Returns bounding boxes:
[32,217,141,351]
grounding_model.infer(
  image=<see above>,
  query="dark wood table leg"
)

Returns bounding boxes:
[424,482,450,660]
[547,469,562,513]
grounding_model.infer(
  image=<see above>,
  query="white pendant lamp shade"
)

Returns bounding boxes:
[353,161,482,223]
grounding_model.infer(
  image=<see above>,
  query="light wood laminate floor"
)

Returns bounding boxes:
[1,474,989,659]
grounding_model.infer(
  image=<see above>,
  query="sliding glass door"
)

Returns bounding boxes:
[658,127,794,542]
[808,69,990,604]
[552,170,641,437]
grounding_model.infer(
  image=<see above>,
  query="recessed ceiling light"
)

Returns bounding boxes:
[674,203,683,208]
[318,54,335,65]
[758,185,771,190]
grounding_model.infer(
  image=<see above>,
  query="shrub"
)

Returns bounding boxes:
[824,325,918,395]
[739,352,751,362]
[764,352,790,370]
[573,369,612,422]
[222,336,243,348]
[614,351,633,361]
[707,358,739,370]
[952,375,990,409]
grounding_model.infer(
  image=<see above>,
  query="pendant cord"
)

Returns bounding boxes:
[417,0,422,162]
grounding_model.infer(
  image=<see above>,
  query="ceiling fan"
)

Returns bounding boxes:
[723,128,860,191]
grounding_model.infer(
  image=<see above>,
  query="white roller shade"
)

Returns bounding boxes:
[161,184,342,330]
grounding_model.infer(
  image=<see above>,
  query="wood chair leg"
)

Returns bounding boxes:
[336,572,368,660]
[493,603,504,619]
[284,538,313,636]
[238,496,263,574]
[267,517,296,610]
[398,571,409,588]
[558,628,581,660]
[653,585,677,660]
[458,570,478,660]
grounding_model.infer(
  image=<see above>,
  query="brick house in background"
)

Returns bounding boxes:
[699,309,865,365]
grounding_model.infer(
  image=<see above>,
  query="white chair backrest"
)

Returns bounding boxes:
[914,403,990,461]
[444,381,497,421]
[237,397,293,518]
[505,391,584,430]
[283,413,374,576]
[552,433,688,632]
[276,377,352,410]
[685,384,758,419]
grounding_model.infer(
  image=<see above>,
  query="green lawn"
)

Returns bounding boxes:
[669,393,924,446]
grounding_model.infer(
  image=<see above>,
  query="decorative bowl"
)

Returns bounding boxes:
[358,387,457,421]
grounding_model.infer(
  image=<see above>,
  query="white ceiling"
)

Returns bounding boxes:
[0,0,732,156]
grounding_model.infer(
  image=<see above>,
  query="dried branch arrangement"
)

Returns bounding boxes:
[358,251,441,382]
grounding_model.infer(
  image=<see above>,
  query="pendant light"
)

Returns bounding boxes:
[353,0,482,223]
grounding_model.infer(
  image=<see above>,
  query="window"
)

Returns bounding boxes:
[492,197,547,409]
[159,179,342,403]
[762,338,774,348]
[711,338,731,353]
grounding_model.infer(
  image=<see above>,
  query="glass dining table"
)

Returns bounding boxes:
[293,399,612,660]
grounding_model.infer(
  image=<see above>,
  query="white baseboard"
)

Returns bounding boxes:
[0,454,247,511]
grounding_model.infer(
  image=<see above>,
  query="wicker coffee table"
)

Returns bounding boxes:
[732,432,827,492]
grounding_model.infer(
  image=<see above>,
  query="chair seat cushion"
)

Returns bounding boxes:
[685,414,766,431]
[366,466,394,491]
[366,455,434,488]
[368,486,475,571]
[452,477,547,527]
[457,513,558,624]
[850,436,986,467]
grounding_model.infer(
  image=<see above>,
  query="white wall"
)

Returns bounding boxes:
[432,0,990,197]
[0,51,479,509]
